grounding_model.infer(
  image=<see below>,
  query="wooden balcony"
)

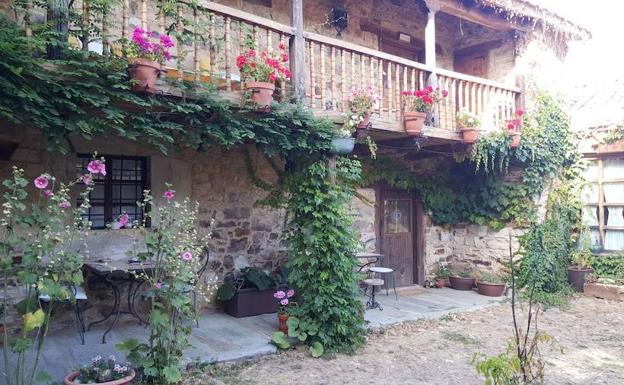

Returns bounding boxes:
[36,0,522,145]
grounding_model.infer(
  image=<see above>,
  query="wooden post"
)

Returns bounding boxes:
[424,0,440,86]
[291,0,306,102]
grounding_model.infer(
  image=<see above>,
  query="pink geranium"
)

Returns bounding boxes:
[273,290,286,299]
[180,251,193,261]
[286,289,295,298]
[280,299,289,306]
[163,190,175,200]
[34,175,49,190]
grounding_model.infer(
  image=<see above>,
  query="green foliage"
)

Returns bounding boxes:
[284,159,365,354]
[588,255,624,281]
[361,94,578,229]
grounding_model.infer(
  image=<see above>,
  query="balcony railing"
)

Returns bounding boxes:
[24,0,521,136]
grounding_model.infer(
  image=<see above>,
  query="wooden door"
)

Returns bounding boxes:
[379,189,416,286]
[454,50,489,78]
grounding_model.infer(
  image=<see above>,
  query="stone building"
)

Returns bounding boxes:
[0,0,590,291]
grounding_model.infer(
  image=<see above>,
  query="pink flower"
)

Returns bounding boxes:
[442,90,449,97]
[269,73,277,82]
[155,282,162,289]
[118,213,129,228]
[180,251,193,261]
[87,160,106,176]
[507,122,515,130]
[59,201,71,209]
[273,290,286,299]
[280,299,289,306]
[43,189,54,198]
[34,175,49,190]
[286,289,295,298]
[163,190,175,200]
[516,109,525,116]
[81,174,92,185]
[278,42,286,50]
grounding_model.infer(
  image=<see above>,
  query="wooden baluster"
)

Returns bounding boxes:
[81,0,89,51]
[341,48,347,111]
[176,6,183,81]
[388,62,394,119]
[496,88,502,123]
[403,65,408,94]
[141,0,147,31]
[360,55,366,90]
[310,42,316,108]
[122,0,129,40]
[24,0,32,38]
[395,63,400,121]
[102,4,109,54]
[209,14,216,77]
[320,43,326,110]
[267,29,272,51]
[377,58,383,116]
[450,78,457,128]
[411,69,416,91]
[331,46,337,111]
[225,17,232,90]
[370,56,376,115]
[458,80,464,112]
[253,25,259,46]
[193,7,199,81]
[158,2,165,34]
[350,51,356,92]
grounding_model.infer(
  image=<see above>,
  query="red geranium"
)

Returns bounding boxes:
[236,41,290,83]
[402,86,447,113]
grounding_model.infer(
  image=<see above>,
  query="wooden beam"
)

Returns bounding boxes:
[436,0,529,32]
[290,0,306,101]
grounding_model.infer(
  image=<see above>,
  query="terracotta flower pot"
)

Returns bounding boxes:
[128,59,161,94]
[435,278,446,289]
[477,282,506,297]
[278,313,289,334]
[449,276,476,291]
[245,81,275,111]
[460,127,478,144]
[509,132,521,148]
[568,267,594,292]
[404,111,426,136]
[64,370,136,385]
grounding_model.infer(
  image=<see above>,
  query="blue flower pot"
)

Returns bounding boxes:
[331,137,355,154]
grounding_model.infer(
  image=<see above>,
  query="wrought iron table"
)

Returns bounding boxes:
[354,252,384,272]
[84,260,154,344]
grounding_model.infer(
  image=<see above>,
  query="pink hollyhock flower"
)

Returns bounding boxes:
[59,201,71,209]
[180,251,193,261]
[87,160,106,176]
[286,289,295,298]
[163,190,175,200]
[280,299,289,306]
[43,189,54,198]
[273,290,286,299]
[34,175,49,190]
[82,174,92,185]
[118,213,129,228]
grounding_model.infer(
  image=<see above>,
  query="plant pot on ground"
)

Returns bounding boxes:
[217,267,285,317]
[449,272,476,291]
[274,288,296,333]
[476,272,506,297]
[64,355,135,385]
[126,28,173,94]
[236,41,290,112]
[568,232,594,292]
[434,264,451,289]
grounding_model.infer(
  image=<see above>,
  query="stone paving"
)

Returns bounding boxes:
[0,288,502,383]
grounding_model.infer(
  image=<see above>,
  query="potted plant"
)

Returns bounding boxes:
[402,86,447,136]
[449,270,476,291]
[331,123,356,155]
[435,264,451,288]
[217,267,281,317]
[568,231,594,292]
[236,41,291,112]
[347,87,378,138]
[64,354,135,385]
[273,288,296,333]
[457,110,480,144]
[476,272,507,297]
[126,27,174,94]
[505,109,524,148]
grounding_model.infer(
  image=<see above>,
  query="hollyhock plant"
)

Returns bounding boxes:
[402,86,447,113]
[127,27,175,64]
[236,41,290,83]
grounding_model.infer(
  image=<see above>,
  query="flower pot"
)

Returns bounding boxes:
[128,59,161,94]
[245,81,275,111]
[222,288,277,318]
[509,132,521,148]
[449,276,476,291]
[435,278,446,289]
[404,111,426,136]
[568,267,594,292]
[357,111,371,129]
[278,313,289,333]
[460,127,478,144]
[331,137,355,154]
[64,370,136,385]
[477,282,506,297]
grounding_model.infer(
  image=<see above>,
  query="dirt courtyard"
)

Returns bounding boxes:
[188,296,624,385]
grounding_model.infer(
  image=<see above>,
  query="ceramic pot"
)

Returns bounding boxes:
[449,276,476,291]
[509,132,521,148]
[404,111,426,136]
[435,278,446,289]
[460,127,479,144]
[128,59,161,94]
[64,370,135,385]
[278,313,289,334]
[568,267,594,292]
[331,137,355,154]
[245,81,275,111]
[477,282,506,297]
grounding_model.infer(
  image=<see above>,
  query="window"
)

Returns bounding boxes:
[383,199,411,233]
[581,157,624,251]
[76,155,149,229]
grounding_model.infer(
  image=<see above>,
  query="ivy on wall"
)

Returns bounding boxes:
[361,94,579,229]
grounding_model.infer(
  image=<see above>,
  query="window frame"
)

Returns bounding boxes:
[77,154,150,229]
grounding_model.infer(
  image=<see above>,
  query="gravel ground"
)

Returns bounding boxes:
[186,296,624,385]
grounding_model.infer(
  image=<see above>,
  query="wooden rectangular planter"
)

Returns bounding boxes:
[223,288,276,318]
[584,283,624,301]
